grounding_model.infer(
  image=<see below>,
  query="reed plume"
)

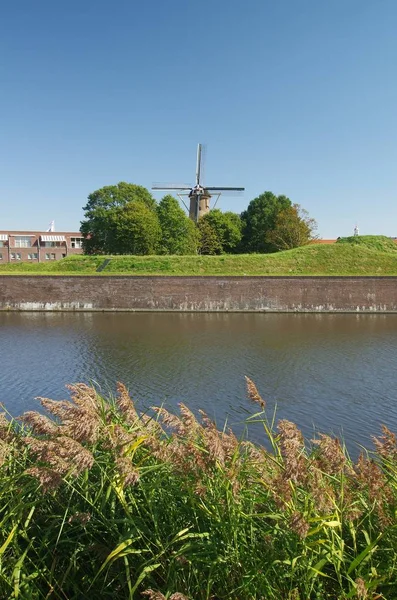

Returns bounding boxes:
[354,453,392,527]
[277,419,307,484]
[105,423,136,450]
[0,439,11,467]
[152,406,187,436]
[24,435,94,479]
[372,425,397,459]
[355,577,368,599]
[115,381,139,425]
[245,376,266,409]
[289,510,310,539]
[115,456,139,487]
[18,411,59,436]
[39,397,102,444]
[0,412,15,442]
[312,433,348,475]
[24,466,62,492]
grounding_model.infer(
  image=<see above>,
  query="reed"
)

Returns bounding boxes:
[0,381,396,598]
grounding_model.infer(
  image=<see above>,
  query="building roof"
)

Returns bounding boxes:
[0,230,82,236]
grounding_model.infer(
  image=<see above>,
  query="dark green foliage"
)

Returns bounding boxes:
[197,219,223,255]
[83,181,156,213]
[108,200,162,255]
[156,195,198,255]
[80,181,318,258]
[199,209,243,253]
[241,191,292,253]
[80,182,158,254]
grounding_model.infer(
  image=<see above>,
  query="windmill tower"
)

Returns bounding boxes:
[153,144,244,222]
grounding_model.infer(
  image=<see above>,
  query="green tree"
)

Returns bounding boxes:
[241,191,292,253]
[200,209,243,253]
[80,182,157,254]
[108,200,161,255]
[265,204,318,251]
[198,219,223,255]
[156,195,198,255]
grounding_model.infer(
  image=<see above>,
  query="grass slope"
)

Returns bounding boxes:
[0,236,396,276]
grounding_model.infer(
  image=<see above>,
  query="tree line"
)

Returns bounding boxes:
[80,182,317,255]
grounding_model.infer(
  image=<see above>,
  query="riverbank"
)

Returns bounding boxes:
[1,237,397,276]
[0,380,395,599]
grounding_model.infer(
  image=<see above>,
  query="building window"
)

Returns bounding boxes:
[14,236,32,248]
[28,253,38,260]
[44,241,63,248]
[45,253,50,260]
[0,242,4,248]
[0,254,2,260]
[10,252,22,260]
[71,237,83,248]
[51,253,56,260]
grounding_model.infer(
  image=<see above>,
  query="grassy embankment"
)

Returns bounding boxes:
[0,236,397,276]
[0,380,397,599]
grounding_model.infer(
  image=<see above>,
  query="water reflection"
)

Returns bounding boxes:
[0,312,396,454]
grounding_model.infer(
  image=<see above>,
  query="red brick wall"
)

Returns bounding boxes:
[0,231,83,263]
[0,276,397,312]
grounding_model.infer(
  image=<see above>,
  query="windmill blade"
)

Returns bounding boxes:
[205,187,245,191]
[205,187,244,196]
[205,188,244,198]
[152,183,191,191]
[199,143,207,186]
[195,143,202,186]
[152,187,191,191]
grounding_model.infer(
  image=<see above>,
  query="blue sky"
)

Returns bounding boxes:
[1,0,396,238]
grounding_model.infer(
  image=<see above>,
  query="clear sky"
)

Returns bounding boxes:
[1,0,396,238]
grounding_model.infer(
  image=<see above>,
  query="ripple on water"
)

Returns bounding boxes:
[1,312,397,455]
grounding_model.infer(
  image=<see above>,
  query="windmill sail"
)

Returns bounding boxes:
[152,143,244,222]
[196,143,202,186]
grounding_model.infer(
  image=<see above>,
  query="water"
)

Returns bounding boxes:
[1,312,397,453]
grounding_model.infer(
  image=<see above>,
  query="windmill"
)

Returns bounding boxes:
[152,144,244,222]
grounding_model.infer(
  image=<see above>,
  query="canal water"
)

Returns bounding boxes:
[0,312,396,453]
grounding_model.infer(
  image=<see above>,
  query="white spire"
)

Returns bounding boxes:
[353,224,359,236]
[46,220,55,232]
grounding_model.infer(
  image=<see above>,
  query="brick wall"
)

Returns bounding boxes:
[0,231,83,263]
[1,276,397,312]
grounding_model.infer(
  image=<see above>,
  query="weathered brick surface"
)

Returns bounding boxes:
[0,276,397,312]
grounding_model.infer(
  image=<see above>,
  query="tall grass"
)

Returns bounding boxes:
[0,380,396,598]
